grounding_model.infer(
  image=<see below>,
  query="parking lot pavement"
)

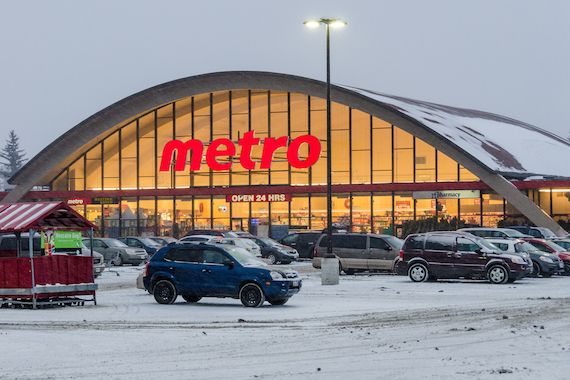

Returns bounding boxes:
[1,263,570,379]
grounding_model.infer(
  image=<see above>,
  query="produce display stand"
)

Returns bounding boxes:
[0,201,98,309]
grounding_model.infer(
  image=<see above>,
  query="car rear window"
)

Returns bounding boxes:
[425,235,454,251]
[404,235,424,250]
[490,242,509,251]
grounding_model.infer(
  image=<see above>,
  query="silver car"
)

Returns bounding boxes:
[83,238,147,266]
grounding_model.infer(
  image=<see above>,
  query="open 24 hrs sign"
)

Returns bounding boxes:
[226,194,292,202]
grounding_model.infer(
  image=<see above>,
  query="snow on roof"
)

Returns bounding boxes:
[342,85,570,179]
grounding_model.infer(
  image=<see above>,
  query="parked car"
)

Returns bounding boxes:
[78,243,106,278]
[486,238,561,277]
[524,238,569,275]
[507,226,558,239]
[400,232,530,284]
[149,237,178,246]
[244,236,299,264]
[312,233,403,274]
[0,233,41,257]
[143,243,302,307]
[216,238,261,257]
[279,232,322,259]
[118,237,162,255]
[458,228,529,239]
[234,231,255,238]
[83,238,147,266]
[183,230,238,238]
[180,235,220,244]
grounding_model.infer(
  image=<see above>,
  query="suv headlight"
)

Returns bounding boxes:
[539,256,554,263]
[270,271,284,280]
[510,256,526,265]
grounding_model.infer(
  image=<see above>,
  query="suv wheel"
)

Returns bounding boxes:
[267,254,277,265]
[408,263,429,282]
[153,280,178,304]
[182,295,202,303]
[487,265,509,284]
[239,283,265,307]
[564,263,570,276]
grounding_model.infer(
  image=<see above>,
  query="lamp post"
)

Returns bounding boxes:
[304,18,347,285]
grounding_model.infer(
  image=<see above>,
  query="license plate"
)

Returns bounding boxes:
[560,262,564,269]
[292,281,299,287]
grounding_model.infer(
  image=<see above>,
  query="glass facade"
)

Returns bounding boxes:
[46,89,569,237]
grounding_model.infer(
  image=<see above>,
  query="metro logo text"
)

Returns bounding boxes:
[159,131,321,172]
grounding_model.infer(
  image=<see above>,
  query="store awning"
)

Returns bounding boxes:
[0,201,96,233]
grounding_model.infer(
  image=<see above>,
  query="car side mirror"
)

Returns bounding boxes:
[224,260,234,269]
[385,246,392,251]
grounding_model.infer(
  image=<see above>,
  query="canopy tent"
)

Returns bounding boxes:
[0,201,96,233]
[0,201,98,309]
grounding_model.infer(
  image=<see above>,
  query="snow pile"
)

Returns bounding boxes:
[342,85,570,179]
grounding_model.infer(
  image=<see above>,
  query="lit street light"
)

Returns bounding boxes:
[304,18,347,285]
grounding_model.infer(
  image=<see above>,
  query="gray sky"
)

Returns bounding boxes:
[1,0,569,158]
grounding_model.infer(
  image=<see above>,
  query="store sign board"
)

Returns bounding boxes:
[160,131,321,172]
[92,197,120,204]
[226,193,292,202]
[413,190,480,200]
[67,198,91,206]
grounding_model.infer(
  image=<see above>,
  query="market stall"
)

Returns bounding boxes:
[0,201,97,308]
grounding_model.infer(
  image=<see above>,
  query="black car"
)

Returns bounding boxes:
[279,232,322,259]
[401,232,530,284]
[244,237,299,264]
[118,237,162,255]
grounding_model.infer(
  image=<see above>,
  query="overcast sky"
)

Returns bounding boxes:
[1,0,569,158]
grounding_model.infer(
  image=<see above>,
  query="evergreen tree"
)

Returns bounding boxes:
[0,130,27,179]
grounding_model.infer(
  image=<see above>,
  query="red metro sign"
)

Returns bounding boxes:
[159,131,321,172]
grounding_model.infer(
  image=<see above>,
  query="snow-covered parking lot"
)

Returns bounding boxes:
[2,263,570,379]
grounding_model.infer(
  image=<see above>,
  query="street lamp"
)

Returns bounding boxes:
[304,18,347,285]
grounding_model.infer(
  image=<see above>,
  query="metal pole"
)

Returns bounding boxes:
[29,229,37,309]
[326,23,333,258]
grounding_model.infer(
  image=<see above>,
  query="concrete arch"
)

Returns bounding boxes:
[2,71,565,234]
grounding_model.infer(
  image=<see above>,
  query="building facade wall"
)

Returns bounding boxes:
[32,89,570,237]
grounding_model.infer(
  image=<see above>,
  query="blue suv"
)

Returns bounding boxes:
[143,243,302,307]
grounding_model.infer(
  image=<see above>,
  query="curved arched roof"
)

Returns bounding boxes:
[9,71,570,190]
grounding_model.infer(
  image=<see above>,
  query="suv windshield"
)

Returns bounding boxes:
[515,241,539,253]
[260,237,279,246]
[227,247,266,266]
[107,239,129,248]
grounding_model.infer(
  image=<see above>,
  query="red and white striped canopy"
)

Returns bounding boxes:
[0,202,96,233]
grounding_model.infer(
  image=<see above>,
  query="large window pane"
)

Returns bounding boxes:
[482,193,503,227]
[212,92,230,187]
[351,110,370,184]
[290,195,309,230]
[415,138,436,183]
[352,193,371,232]
[175,197,193,237]
[157,105,174,189]
[437,151,458,182]
[310,195,327,230]
[85,144,102,190]
[372,118,392,183]
[139,113,155,189]
[310,97,327,185]
[157,197,174,236]
[174,98,192,189]
[212,197,230,230]
[373,193,393,234]
[68,157,84,191]
[194,196,211,229]
[120,198,138,237]
[121,122,137,190]
[290,94,309,186]
[139,197,156,235]
[394,128,413,183]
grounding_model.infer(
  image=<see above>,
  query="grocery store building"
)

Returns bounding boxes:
[3,71,570,238]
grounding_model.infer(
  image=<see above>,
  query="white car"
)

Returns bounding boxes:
[217,238,262,257]
[179,235,221,244]
[486,238,534,270]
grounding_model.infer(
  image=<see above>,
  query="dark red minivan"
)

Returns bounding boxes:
[400,232,529,284]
